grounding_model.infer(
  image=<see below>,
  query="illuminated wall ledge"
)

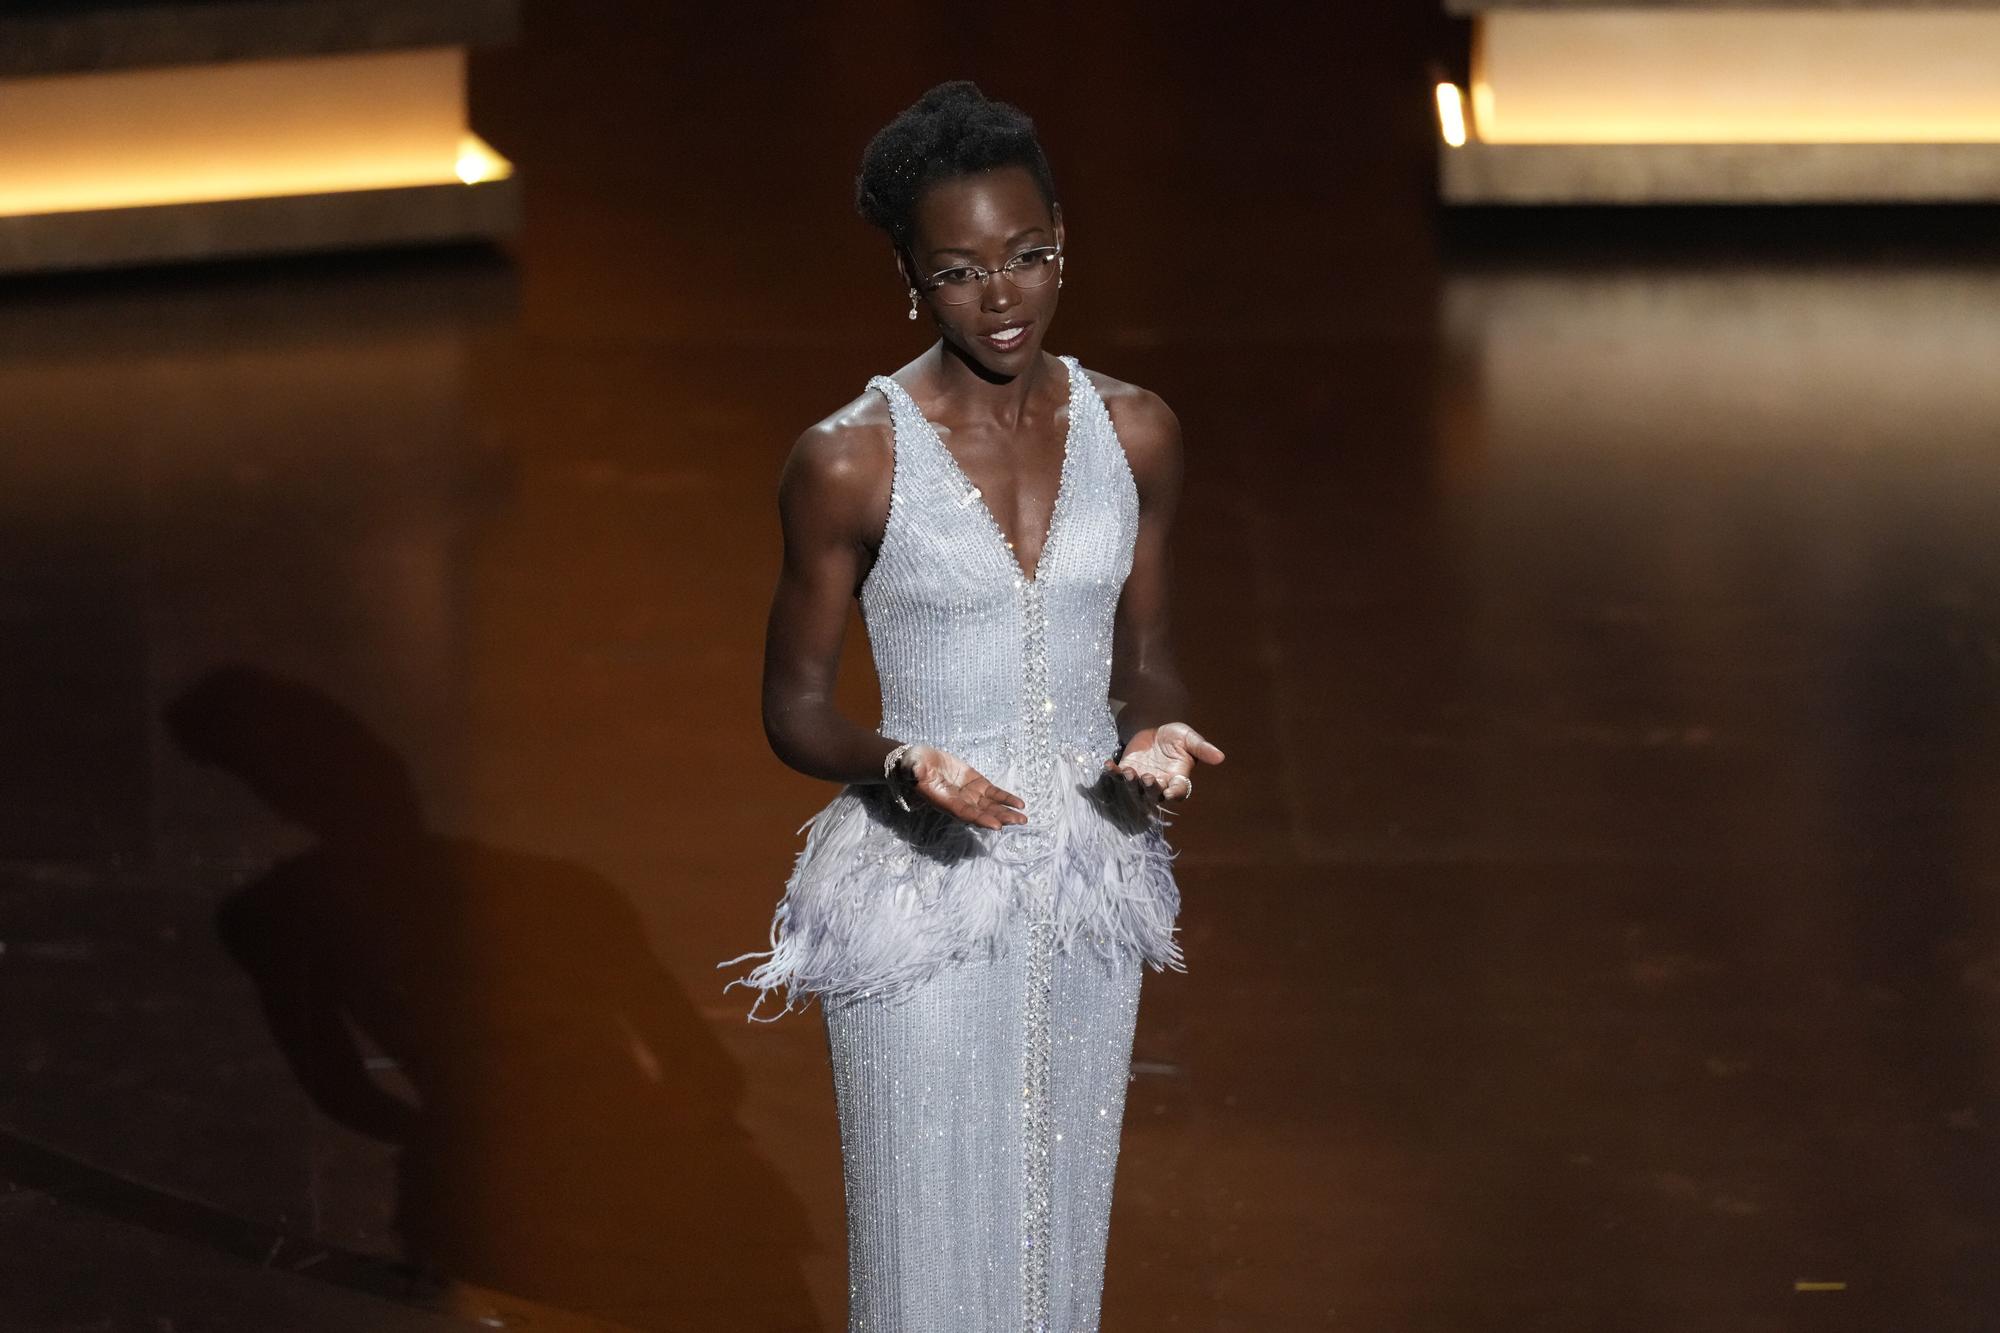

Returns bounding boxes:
[0,0,517,275]
[1441,142,2000,205]
[1438,0,2000,204]
[0,176,520,277]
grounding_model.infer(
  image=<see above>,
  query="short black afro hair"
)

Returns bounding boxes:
[854,80,1059,253]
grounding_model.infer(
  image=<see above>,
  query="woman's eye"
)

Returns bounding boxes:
[936,268,980,285]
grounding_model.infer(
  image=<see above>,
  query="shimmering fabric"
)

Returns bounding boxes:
[719,354,1185,1017]
[718,353,1185,1331]
[824,913,1143,1333]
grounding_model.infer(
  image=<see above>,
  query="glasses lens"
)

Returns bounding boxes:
[1006,248,1059,289]
[932,272,982,305]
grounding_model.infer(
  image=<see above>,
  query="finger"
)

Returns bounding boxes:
[1107,763,1148,799]
[967,798,1006,830]
[968,785,1027,826]
[963,772,1022,808]
[970,783,1025,817]
[1171,727,1222,763]
[975,790,1019,828]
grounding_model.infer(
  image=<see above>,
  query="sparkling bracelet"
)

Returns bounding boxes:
[882,741,917,812]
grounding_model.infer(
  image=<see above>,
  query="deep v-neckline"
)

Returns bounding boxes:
[886,355,1079,586]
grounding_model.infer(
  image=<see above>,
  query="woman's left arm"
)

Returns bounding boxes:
[1105,385,1225,803]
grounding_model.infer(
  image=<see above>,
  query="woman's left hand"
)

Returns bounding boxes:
[1105,721,1226,807]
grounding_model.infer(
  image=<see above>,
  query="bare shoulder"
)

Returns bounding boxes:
[779,387,895,532]
[1083,366,1183,486]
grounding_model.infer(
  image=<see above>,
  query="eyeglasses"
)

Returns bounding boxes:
[918,245,1062,305]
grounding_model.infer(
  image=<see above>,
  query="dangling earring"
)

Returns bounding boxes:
[907,287,919,320]
[1057,258,1064,290]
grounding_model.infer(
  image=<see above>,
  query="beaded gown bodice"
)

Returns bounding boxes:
[861,353,1129,806]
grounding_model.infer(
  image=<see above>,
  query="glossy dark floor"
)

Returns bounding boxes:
[4,4,1999,1331]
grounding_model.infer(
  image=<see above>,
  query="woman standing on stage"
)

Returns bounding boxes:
[720,79,1224,1331]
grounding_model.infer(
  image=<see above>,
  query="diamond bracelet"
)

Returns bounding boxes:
[882,741,918,812]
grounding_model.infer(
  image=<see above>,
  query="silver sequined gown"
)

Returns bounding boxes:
[719,353,1185,1333]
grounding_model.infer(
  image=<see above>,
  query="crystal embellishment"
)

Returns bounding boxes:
[1019,574,1058,1330]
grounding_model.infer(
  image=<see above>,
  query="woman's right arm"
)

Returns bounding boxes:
[760,414,1028,829]
[761,417,900,787]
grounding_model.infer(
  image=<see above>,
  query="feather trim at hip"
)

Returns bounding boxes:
[717,750,1184,1022]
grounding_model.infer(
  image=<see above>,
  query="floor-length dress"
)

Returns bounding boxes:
[719,353,1185,1332]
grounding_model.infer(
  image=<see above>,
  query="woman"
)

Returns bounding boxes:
[719,80,1225,1332]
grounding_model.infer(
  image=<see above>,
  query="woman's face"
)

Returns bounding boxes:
[900,164,1065,376]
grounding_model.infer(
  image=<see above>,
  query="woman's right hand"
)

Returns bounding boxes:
[894,744,1029,830]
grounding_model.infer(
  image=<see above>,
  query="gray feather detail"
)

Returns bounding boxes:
[717,750,1184,1023]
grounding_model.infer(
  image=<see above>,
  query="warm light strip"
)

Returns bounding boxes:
[1435,83,1468,148]
[0,46,510,218]
[454,134,514,187]
[1474,11,2000,144]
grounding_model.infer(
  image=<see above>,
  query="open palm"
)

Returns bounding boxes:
[898,743,1029,830]
[1107,721,1226,805]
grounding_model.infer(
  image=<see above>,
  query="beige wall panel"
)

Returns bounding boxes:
[1476,11,2000,142]
[0,46,467,215]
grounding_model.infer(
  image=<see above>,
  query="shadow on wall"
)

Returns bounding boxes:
[166,663,819,1331]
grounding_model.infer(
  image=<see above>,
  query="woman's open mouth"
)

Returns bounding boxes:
[978,322,1032,353]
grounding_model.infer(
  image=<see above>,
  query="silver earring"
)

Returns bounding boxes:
[1057,259,1064,290]
[907,287,919,320]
